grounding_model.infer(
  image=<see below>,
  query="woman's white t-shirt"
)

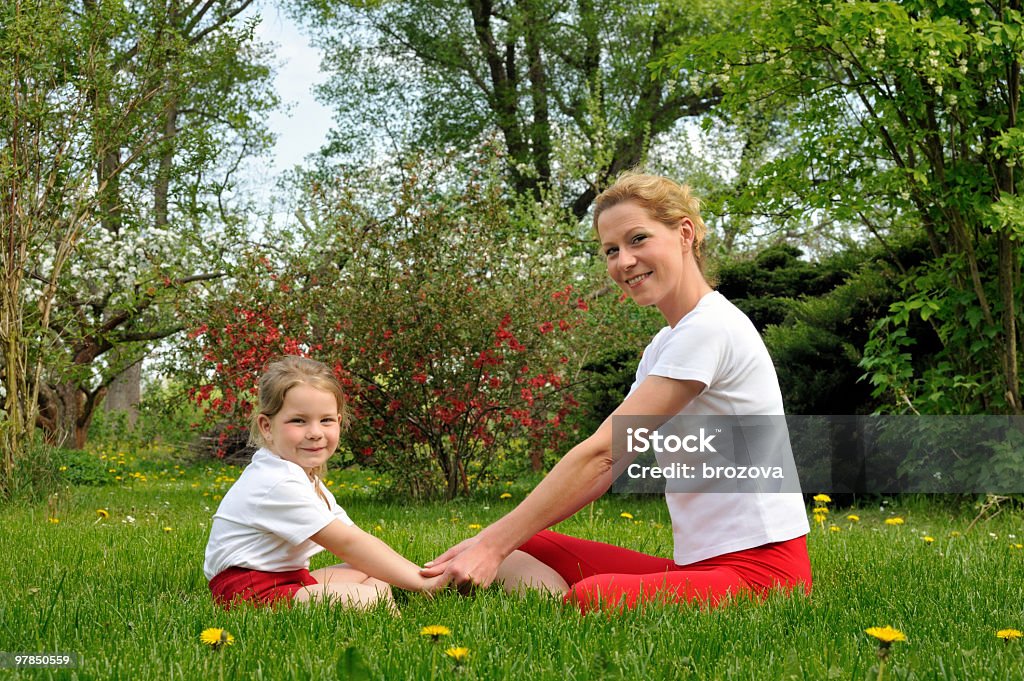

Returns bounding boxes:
[203,448,355,580]
[628,291,810,565]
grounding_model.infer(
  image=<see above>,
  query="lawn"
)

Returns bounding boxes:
[1,444,1022,680]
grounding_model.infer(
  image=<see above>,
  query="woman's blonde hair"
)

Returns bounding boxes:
[249,356,349,480]
[592,170,709,273]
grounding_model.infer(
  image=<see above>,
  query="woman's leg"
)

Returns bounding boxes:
[565,536,812,614]
[503,530,677,598]
[495,550,570,596]
[566,564,751,614]
[516,530,678,583]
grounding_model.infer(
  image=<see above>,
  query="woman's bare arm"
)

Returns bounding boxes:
[421,376,704,587]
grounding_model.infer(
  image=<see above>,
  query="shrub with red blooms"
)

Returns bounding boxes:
[180,156,603,498]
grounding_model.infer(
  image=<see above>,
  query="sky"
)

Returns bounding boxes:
[243,4,334,189]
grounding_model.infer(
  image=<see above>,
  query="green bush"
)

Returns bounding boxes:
[54,447,114,487]
[176,152,604,499]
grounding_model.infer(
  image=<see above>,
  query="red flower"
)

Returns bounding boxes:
[412,373,428,384]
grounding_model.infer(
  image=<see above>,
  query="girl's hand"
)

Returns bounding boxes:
[418,572,452,595]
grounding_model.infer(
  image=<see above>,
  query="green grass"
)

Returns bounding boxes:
[1,446,1023,680]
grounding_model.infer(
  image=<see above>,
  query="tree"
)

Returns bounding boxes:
[294,0,733,218]
[667,0,1024,414]
[1,0,276,479]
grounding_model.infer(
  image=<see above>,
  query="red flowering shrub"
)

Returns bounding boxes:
[180,158,602,498]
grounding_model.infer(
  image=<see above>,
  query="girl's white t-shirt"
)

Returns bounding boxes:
[203,448,355,580]
[628,291,810,565]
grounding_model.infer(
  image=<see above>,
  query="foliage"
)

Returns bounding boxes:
[716,244,855,332]
[178,152,606,499]
[0,0,276,484]
[87,380,204,452]
[666,0,1024,414]
[764,269,893,416]
[293,0,736,217]
[52,447,114,489]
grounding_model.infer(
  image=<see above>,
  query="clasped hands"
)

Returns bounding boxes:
[418,535,505,595]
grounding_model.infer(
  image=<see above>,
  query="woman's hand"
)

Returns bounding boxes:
[421,534,504,591]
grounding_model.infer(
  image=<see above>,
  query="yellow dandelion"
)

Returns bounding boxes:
[996,629,1022,641]
[813,494,832,504]
[846,514,860,522]
[467,523,482,530]
[829,525,841,533]
[884,517,905,525]
[500,493,512,499]
[199,628,235,649]
[620,512,634,520]
[59,466,68,472]
[865,626,907,644]
[922,536,935,543]
[163,527,173,532]
[47,517,59,524]
[96,509,110,519]
[420,625,451,641]
[444,647,470,663]
[812,507,829,515]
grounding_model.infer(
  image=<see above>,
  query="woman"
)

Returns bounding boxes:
[421,172,811,613]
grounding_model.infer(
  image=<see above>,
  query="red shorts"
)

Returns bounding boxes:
[517,530,812,614]
[209,567,318,608]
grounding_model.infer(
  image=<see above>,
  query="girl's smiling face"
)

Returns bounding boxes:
[258,383,342,474]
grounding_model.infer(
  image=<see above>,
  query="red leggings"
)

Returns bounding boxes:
[517,530,811,614]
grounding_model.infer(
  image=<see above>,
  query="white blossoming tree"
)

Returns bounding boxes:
[1,0,276,481]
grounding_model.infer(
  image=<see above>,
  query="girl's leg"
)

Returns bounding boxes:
[293,581,389,609]
[302,564,396,610]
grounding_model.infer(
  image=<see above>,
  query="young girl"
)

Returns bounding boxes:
[203,355,442,609]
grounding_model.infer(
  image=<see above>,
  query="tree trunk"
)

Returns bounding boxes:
[103,358,142,428]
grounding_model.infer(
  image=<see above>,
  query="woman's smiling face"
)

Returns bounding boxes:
[597,200,692,314]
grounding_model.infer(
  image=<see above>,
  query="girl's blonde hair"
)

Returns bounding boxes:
[592,170,709,273]
[249,356,349,480]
